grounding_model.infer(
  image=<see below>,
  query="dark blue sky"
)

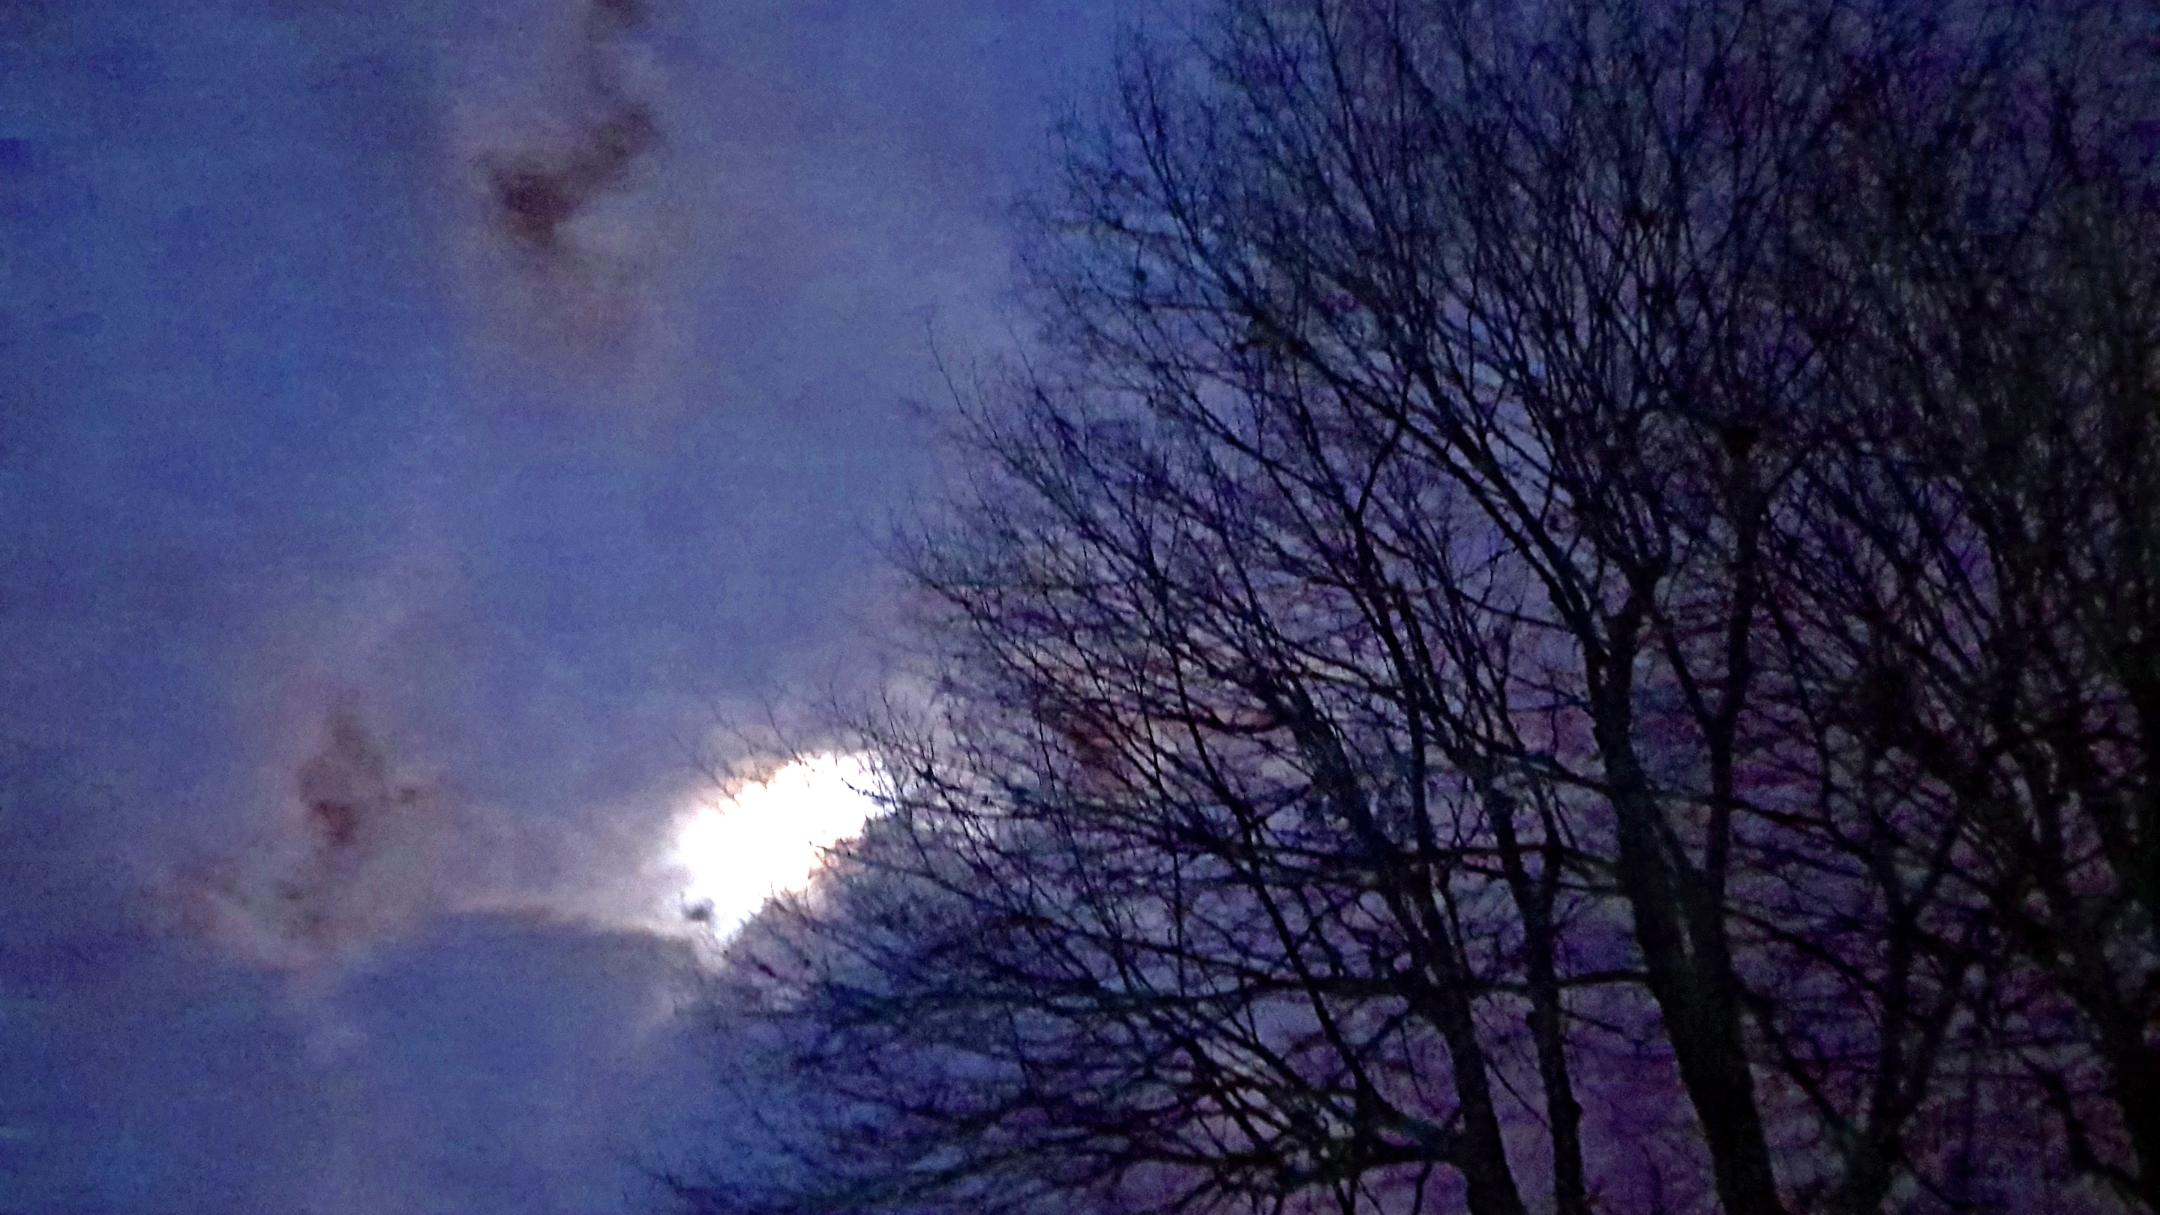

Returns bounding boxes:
[0,3,1129,1210]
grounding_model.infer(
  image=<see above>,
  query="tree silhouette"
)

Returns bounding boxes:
[671,1,2160,1211]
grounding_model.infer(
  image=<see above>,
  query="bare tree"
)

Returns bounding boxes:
[1766,8,2160,1201]
[690,382,1596,1213]
[671,2,2160,1212]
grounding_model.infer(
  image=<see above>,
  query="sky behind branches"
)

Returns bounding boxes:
[0,3,1132,1210]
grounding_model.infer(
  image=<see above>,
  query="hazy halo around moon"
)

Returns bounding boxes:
[666,751,880,933]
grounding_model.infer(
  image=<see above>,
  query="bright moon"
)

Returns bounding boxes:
[668,752,880,932]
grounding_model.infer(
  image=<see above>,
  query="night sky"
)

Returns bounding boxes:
[0,3,1130,1210]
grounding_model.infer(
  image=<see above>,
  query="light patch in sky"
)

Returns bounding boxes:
[669,752,879,932]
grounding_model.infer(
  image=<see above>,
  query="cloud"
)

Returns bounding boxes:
[0,1,1135,1209]
[168,693,769,983]
[447,0,679,382]
[173,709,457,971]
[476,8,657,256]
[0,731,720,1215]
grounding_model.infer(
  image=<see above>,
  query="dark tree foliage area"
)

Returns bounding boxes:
[667,1,2160,1211]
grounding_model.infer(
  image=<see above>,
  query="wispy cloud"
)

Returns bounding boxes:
[447,0,679,384]
[173,710,455,971]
